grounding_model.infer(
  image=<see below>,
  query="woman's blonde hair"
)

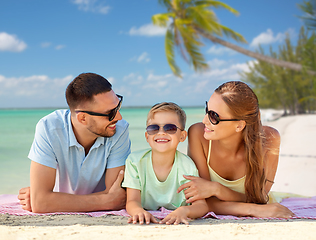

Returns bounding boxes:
[215,81,267,204]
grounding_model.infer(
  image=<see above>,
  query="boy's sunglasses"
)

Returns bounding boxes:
[205,101,240,125]
[146,124,183,135]
[75,94,123,121]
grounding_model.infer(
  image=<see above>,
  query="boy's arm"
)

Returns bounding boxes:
[29,161,125,213]
[126,188,158,224]
[159,199,208,225]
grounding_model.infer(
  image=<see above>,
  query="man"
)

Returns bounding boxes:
[18,73,131,213]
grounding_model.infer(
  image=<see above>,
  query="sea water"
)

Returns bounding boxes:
[0,107,204,194]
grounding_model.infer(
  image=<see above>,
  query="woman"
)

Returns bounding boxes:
[178,81,294,218]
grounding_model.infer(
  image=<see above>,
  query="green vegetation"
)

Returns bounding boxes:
[298,0,316,30]
[241,27,316,115]
[153,0,310,78]
[241,1,316,115]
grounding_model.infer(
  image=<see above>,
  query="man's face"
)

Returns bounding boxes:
[83,90,123,138]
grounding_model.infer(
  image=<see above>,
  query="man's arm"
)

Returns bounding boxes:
[30,161,125,213]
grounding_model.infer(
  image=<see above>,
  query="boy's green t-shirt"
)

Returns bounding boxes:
[122,149,199,210]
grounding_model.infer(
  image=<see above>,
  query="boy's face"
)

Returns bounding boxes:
[145,111,187,154]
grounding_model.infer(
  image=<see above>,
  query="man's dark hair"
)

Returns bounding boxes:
[66,73,112,110]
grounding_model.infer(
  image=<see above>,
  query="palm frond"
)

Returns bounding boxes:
[195,0,239,15]
[158,0,172,10]
[187,6,222,35]
[165,28,182,77]
[220,25,247,43]
[176,22,209,72]
[152,13,173,27]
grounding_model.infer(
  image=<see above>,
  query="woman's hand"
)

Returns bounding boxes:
[250,203,294,218]
[159,206,190,225]
[177,175,217,203]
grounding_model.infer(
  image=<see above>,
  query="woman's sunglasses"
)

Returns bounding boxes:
[146,124,183,135]
[75,95,123,122]
[205,101,240,125]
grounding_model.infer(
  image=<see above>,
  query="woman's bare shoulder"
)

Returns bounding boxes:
[263,125,280,141]
[188,122,207,142]
[262,125,281,151]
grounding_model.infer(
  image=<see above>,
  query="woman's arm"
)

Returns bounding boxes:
[178,175,246,203]
[263,126,281,193]
[206,197,294,218]
[187,123,210,180]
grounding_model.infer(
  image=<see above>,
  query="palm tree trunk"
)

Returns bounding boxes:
[195,27,316,75]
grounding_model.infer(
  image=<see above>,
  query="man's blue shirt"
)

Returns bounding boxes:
[28,109,131,194]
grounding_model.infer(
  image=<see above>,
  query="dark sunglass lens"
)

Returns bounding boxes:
[146,125,160,135]
[163,124,178,134]
[109,99,122,121]
[108,108,117,121]
[209,111,219,125]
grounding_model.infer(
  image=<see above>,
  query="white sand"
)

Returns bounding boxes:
[1,113,316,239]
[265,114,316,196]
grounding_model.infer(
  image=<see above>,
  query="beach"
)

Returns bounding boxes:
[1,112,316,239]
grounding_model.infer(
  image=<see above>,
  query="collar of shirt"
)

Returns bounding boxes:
[67,110,105,150]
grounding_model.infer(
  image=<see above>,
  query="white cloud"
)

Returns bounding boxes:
[250,28,295,48]
[137,52,150,63]
[191,60,257,83]
[41,42,52,48]
[55,45,66,50]
[207,58,226,68]
[207,46,236,56]
[0,75,72,98]
[193,80,209,93]
[107,77,115,84]
[129,23,166,37]
[71,0,110,14]
[142,73,174,89]
[0,32,27,52]
[123,73,144,85]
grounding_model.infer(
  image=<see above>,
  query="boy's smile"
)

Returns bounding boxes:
[145,111,187,154]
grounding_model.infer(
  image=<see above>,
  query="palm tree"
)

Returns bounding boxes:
[298,0,316,30]
[152,0,314,77]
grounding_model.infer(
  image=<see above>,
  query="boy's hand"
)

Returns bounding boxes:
[159,206,190,225]
[128,210,159,225]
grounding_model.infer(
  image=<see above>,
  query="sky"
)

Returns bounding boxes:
[0,0,307,108]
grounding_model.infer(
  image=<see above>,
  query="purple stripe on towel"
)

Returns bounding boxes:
[1,195,316,220]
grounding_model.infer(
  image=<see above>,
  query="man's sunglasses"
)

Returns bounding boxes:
[75,95,123,121]
[205,101,240,125]
[146,124,183,135]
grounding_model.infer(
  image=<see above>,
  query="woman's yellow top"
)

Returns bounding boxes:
[207,140,246,194]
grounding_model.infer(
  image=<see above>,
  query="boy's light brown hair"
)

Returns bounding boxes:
[146,102,186,130]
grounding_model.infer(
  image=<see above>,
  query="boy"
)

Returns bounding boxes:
[122,102,208,225]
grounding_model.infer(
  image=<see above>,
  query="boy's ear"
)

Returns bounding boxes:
[180,130,187,142]
[145,131,149,142]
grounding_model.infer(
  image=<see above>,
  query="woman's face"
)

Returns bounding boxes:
[203,92,241,141]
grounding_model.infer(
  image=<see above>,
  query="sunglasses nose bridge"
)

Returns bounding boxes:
[157,125,167,134]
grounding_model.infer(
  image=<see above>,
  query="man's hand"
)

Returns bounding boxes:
[107,170,126,210]
[18,187,32,212]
